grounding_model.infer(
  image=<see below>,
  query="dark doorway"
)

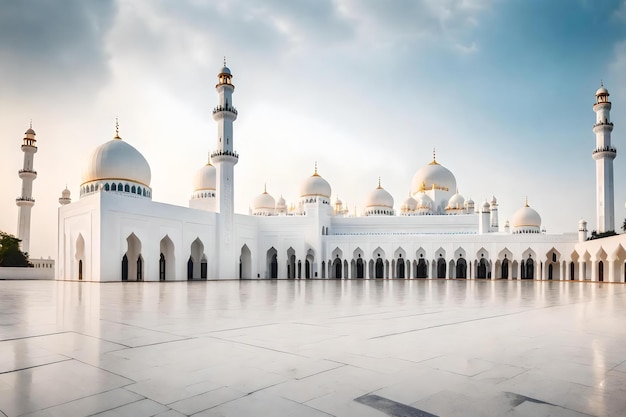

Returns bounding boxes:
[375,258,384,278]
[270,254,278,278]
[159,253,166,281]
[397,259,405,278]
[78,260,83,280]
[187,257,193,280]
[137,256,143,281]
[122,255,128,281]
[477,258,488,279]
[456,258,467,278]
[599,261,604,282]
[417,258,428,278]
[502,259,509,279]
[437,258,446,278]
[356,258,364,278]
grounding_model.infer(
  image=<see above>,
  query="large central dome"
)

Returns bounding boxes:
[411,159,456,195]
[82,137,151,186]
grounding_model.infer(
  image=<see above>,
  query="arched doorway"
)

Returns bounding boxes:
[417,258,428,278]
[122,255,129,281]
[187,257,193,280]
[522,258,534,279]
[159,236,175,281]
[333,258,342,279]
[78,260,83,280]
[397,257,405,278]
[75,234,85,281]
[501,258,509,279]
[437,258,446,278]
[375,258,384,278]
[137,255,143,281]
[356,257,364,278]
[240,245,251,279]
[477,258,488,279]
[598,261,604,282]
[548,264,553,280]
[159,253,166,281]
[267,248,278,278]
[287,248,296,279]
[456,258,467,278]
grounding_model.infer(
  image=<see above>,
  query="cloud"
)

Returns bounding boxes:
[0,0,116,98]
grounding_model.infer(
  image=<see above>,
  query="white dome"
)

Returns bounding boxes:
[277,195,286,206]
[402,195,417,211]
[61,187,71,198]
[82,138,151,186]
[220,66,231,75]
[366,185,394,208]
[193,163,216,191]
[416,193,434,208]
[411,160,457,194]
[300,172,331,198]
[481,200,490,212]
[447,192,465,209]
[596,85,609,96]
[252,191,276,210]
[512,203,542,232]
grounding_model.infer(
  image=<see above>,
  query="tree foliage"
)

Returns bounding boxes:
[0,231,31,267]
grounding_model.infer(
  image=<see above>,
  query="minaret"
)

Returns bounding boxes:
[592,82,616,233]
[211,59,239,277]
[16,125,38,254]
[490,195,499,229]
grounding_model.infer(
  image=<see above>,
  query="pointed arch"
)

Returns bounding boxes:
[240,244,252,279]
[125,233,142,281]
[353,247,365,278]
[159,235,175,281]
[190,238,205,279]
[545,247,561,280]
[287,247,296,279]
[267,247,278,279]
[75,234,85,281]
[305,248,315,279]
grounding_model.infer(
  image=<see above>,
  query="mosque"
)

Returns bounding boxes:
[49,65,626,282]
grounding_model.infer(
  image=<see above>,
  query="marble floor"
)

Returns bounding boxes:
[1,279,626,417]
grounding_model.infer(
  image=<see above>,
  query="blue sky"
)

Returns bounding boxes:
[1,0,626,257]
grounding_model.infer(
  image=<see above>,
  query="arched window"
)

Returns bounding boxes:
[111,183,116,191]
[118,183,123,191]
[124,184,130,192]
[143,189,146,197]
[131,185,136,194]
[104,183,110,191]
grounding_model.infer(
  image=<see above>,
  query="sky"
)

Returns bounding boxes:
[1,0,626,259]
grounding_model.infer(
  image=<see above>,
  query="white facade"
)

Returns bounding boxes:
[57,70,626,283]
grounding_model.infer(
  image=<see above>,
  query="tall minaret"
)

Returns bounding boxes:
[16,125,38,254]
[592,82,616,233]
[211,59,239,277]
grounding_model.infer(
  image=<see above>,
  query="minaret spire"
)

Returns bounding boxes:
[592,82,616,232]
[16,125,38,254]
[114,117,121,139]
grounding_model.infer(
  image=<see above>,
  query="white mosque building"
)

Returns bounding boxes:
[55,66,626,282]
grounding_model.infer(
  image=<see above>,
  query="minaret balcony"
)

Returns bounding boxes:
[16,197,35,206]
[21,144,38,152]
[210,149,239,164]
[593,121,614,132]
[212,105,238,115]
[592,146,617,160]
[18,169,37,179]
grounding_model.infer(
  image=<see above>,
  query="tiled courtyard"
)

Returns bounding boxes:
[1,279,625,417]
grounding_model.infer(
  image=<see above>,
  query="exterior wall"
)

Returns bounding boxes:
[0,266,54,280]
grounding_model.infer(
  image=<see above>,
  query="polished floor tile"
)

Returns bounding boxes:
[1,280,625,416]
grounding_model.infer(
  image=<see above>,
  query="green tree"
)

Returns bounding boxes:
[0,232,31,267]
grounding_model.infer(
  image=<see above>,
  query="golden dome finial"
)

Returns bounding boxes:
[224,56,227,67]
[313,161,319,176]
[263,182,267,194]
[429,147,439,165]
[377,177,382,189]
[29,119,32,129]
[525,196,529,207]
[114,117,121,139]
[207,153,212,166]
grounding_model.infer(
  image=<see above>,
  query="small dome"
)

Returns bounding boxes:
[25,127,36,135]
[490,195,497,204]
[416,193,434,209]
[596,85,609,96]
[82,137,151,187]
[402,195,417,211]
[366,184,394,208]
[512,202,542,232]
[481,200,490,212]
[411,159,457,194]
[277,195,286,206]
[193,162,216,191]
[252,190,275,210]
[447,192,465,209]
[300,169,331,198]
[219,66,231,75]
[61,187,71,198]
